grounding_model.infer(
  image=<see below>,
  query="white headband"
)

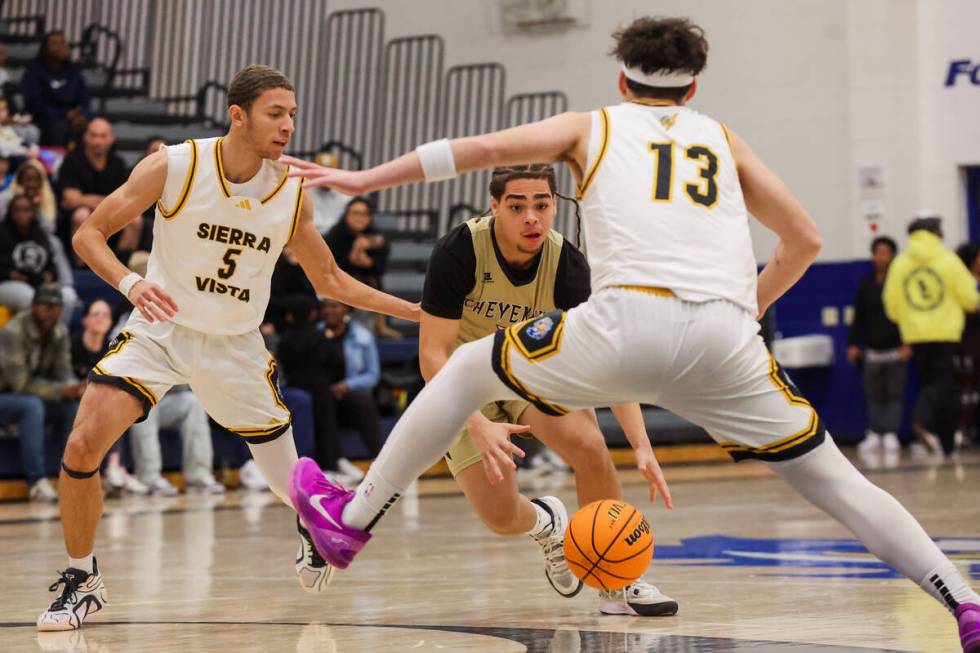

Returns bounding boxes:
[621,63,694,88]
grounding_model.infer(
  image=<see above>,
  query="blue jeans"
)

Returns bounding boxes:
[0,393,45,484]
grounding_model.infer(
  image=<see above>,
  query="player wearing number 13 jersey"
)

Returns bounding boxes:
[36,65,418,631]
[284,17,980,651]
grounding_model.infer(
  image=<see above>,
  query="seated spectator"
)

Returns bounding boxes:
[277,297,357,483]
[0,387,45,500]
[137,135,165,252]
[129,387,226,495]
[69,299,145,495]
[57,117,135,265]
[21,30,90,147]
[1,159,59,232]
[0,99,36,161]
[319,298,382,481]
[0,284,84,501]
[309,151,352,235]
[325,197,400,339]
[0,194,78,319]
[265,248,317,335]
[104,255,224,495]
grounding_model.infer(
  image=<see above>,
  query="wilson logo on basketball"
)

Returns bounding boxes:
[625,519,651,546]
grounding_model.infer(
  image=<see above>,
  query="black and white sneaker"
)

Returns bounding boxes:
[531,496,583,598]
[598,580,678,616]
[37,559,107,631]
[296,516,335,593]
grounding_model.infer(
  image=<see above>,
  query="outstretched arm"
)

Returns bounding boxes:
[289,193,419,322]
[282,111,591,195]
[729,129,822,317]
[609,403,673,508]
[73,149,178,323]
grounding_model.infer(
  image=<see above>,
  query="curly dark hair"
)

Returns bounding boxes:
[611,17,708,102]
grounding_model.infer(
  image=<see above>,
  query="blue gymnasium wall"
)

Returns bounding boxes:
[771,260,914,442]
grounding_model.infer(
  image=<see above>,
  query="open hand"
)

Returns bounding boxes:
[471,420,529,485]
[635,447,673,509]
[281,155,371,195]
[129,280,178,324]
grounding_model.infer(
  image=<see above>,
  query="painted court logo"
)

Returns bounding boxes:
[525,316,554,340]
[654,535,980,579]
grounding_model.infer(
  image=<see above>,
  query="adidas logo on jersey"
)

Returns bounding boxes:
[235,199,252,210]
[483,272,493,283]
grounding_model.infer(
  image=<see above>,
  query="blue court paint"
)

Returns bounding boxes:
[654,534,980,580]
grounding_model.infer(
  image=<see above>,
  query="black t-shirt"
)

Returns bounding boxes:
[57,148,129,198]
[71,332,109,379]
[849,273,902,351]
[422,222,592,319]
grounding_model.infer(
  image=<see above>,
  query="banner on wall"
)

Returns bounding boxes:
[945,59,980,86]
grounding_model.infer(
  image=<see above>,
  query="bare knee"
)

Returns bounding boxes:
[564,433,613,474]
[62,429,105,471]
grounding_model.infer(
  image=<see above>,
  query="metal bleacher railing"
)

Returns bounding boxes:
[0,1,579,241]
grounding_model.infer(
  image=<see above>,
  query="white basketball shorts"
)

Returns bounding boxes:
[490,286,826,462]
[89,313,291,443]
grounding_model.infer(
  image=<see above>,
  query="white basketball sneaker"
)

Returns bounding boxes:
[598,579,678,616]
[296,516,335,593]
[37,559,108,631]
[530,496,583,598]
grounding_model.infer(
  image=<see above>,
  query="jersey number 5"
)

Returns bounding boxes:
[217,248,241,279]
[648,142,719,208]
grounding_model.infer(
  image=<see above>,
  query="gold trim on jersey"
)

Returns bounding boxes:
[767,355,812,410]
[91,364,159,406]
[286,184,304,243]
[214,137,232,198]
[612,285,676,298]
[628,99,680,108]
[265,358,291,416]
[229,423,288,438]
[719,122,737,165]
[577,107,610,200]
[156,139,198,220]
[497,337,569,415]
[261,165,290,204]
[718,410,820,456]
[99,330,134,360]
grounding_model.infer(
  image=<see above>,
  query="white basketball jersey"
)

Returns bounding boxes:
[148,137,304,335]
[578,101,758,315]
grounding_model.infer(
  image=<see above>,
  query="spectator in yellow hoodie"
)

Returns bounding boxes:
[883,216,980,455]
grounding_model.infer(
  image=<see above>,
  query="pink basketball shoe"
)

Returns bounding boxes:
[289,458,370,569]
[959,603,980,653]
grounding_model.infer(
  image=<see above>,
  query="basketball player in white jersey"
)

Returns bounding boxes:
[284,18,979,650]
[35,65,418,632]
[421,164,675,615]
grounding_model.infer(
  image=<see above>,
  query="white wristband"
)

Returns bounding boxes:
[118,272,143,299]
[416,138,457,182]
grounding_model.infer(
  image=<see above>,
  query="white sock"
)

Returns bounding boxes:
[68,554,94,574]
[921,560,980,610]
[343,338,517,530]
[526,499,555,538]
[246,427,298,507]
[769,438,979,613]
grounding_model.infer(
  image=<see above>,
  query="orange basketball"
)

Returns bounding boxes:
[563,500,654,590]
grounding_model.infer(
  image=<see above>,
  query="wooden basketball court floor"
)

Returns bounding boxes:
[1,449,977,652]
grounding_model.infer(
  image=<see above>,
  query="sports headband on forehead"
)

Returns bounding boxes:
[621,63,694,88]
